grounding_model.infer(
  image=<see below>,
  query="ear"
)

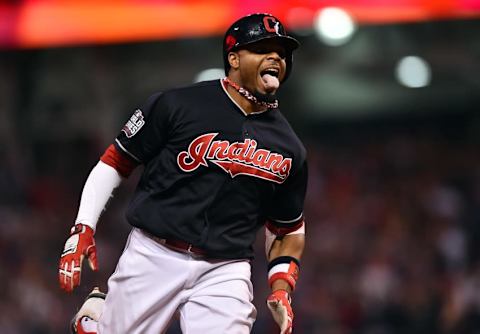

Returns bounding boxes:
[228,52,240,70]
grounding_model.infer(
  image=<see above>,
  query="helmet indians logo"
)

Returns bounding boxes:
[263,16,280,34]
[177,133,292,184]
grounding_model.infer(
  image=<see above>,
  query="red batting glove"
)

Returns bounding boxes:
[267,289,294,334]
[59,224,98,292]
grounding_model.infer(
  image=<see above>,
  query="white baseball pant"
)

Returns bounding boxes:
[97,228,257,333]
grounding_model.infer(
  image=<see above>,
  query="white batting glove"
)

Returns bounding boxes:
[71,287,106,333]
[267,289,293,334]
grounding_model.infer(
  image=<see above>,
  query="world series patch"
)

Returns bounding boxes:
[122,109,145,138]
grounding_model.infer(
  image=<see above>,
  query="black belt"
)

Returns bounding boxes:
[143,230,207,257]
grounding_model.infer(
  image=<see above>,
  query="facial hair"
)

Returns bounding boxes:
[253,91,278,104]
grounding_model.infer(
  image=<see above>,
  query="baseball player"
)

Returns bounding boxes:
[59,13,307,334]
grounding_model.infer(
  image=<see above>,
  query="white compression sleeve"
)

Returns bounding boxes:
[74,161,123,231]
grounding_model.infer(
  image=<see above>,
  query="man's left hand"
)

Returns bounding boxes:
[266,289,293,334]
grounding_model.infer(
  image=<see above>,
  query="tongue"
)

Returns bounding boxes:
[262,74,280,91]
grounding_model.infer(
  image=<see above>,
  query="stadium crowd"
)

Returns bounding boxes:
[0,108,479,333]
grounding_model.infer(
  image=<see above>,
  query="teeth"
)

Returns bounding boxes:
[263,68,279,77]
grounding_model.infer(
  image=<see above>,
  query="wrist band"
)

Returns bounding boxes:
[268,256,300,291]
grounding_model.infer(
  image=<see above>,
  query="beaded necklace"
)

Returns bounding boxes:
[222,77,279,109]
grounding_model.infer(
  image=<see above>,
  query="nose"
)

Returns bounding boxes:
[266,52,282,61]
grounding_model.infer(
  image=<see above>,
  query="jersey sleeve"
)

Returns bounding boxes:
[265,160,308,234]
[114,92,173,164]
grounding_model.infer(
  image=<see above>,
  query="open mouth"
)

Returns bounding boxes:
[260,68,280,78]
[260,67,280,92]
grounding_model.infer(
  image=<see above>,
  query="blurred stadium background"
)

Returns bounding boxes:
[1,1,480,333]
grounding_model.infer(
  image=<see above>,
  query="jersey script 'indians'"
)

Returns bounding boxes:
[177,132,292,183]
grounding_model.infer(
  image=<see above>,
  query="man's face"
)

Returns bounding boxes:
[234,39,288,96]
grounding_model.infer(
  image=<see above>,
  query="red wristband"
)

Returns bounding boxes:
[268,257,299,291]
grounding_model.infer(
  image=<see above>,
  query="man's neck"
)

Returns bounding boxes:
[225,84,266,114]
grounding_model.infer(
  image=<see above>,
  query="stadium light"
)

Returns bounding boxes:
[314,7,357,46]
[395,56,432,88]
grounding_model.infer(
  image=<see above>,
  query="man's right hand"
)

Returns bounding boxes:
[59,224,98,292]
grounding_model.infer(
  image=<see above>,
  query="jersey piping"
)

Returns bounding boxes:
[269,213,304,224]
[115,138,142,163]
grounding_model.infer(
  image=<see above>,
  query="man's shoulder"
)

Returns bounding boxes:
[162,79,221,98]
[144,80,224,118]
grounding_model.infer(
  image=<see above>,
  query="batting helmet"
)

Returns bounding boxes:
[223,13,300,82]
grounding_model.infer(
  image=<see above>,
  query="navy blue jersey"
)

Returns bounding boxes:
[114,79,307,259]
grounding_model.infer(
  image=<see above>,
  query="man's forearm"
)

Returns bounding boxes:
[268,234,305,262]
[268,233,304,292]
[266,234,304,333]
[74,161,123,230]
